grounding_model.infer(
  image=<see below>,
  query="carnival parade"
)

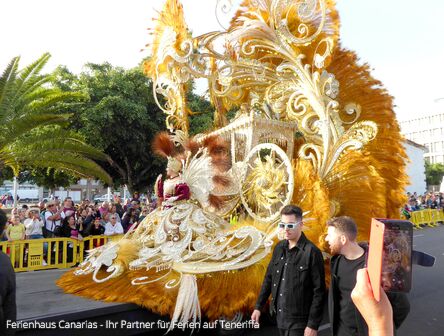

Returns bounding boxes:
[1,0,443,335]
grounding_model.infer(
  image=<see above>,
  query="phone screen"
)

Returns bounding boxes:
[380,219,413,293]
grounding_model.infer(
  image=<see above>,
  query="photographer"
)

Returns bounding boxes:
[44,201,65,238]
[325,216,410,336]
[24,210,44,239]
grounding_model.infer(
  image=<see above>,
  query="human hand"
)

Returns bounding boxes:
[351,268,393,336]
[251,309,261,324]
[304,326,317,336]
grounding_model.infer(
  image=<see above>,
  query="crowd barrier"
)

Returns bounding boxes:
[407,209,444,229]
[1,209,443,271]
[0,234,123,272]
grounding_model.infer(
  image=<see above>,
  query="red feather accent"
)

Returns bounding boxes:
[152,132,175,157]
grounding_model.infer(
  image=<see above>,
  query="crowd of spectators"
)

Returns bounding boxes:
[0,192,156,265]
[403,191,443,218]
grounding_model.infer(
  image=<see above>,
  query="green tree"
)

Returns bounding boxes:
[425,162,444,186]
[18,168,78,191]
[65,63,167,193]
[0,54,112,184]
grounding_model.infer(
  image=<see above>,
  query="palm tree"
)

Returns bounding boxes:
[0,53,112,185]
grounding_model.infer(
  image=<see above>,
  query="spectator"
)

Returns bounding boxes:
[44,201,64,238]
[62,197,76,217]
[131,201,141,219]
[113,196,124,217]
[85,216,105,249]
[325,216,409,336]
[104,215,124,236]
[139,207,149,222]
[54,197,61,211]
[131,191,141,203]
[83,206,100,228]
[78,208,88,222]
[251,205,325,335]
[98,201,109,219]
[109,204,121,223]
[121,207,137,233]
[24,210,44,239]
[58,215,83,239]
[1,194,7,207]
[59,215,83,262]
[17,209,26,224]
[5,215,25,267]
[86,217,105,236]
[123,198,131,212]
[0,209,16,336]
[7,194,13,207]
[351,268,394,336]
[81,199,91,208]
[5,216,25,242]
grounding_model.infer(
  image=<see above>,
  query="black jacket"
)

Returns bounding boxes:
[255,233,326,330]
[328,244,410,336]
[0,251,16,336]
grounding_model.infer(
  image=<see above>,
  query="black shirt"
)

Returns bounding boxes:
[336,253,366,336]
[275,242,302,330]
[0,251,16,336]
[255,233,326,331]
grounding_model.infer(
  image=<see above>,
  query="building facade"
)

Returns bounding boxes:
[403,140,427,194]
[400,112,444,164]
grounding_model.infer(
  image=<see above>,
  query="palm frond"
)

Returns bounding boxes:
[0,54,112,184]
[11,53,51,104]
[0,56,20,117]
[0,114,71,146]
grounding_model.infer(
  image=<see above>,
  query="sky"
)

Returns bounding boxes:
[1,0,444,121]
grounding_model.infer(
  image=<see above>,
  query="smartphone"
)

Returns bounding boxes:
[368,219,413,300]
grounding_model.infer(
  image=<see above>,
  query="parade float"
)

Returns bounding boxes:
[58,0,408,327]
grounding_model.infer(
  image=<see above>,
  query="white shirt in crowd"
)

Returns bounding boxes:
[104,221,124,236]
[24,218,44,236]
[44,211,65,233]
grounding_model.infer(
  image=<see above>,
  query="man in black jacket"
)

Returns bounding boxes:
[0,209,17,335]
[325,216,410,336]
[251,205,326,336]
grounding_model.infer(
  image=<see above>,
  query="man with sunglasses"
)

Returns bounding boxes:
[252,205,326,336]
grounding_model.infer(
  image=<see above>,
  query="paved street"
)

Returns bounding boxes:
[247,224,444,336]
[396,224,444,336]
[14,223,443,336]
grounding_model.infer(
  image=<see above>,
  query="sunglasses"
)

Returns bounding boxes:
[278,222,301,230]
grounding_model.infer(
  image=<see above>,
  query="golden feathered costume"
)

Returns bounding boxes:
[58,0,408,325]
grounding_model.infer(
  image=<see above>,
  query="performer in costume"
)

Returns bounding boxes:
[59,132,272,328]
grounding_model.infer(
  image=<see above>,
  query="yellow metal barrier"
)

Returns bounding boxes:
[437,209,444,223]
[409,209,443,229]
[0,234,124,272]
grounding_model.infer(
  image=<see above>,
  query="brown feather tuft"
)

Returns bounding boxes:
[213,175,231,188]
[212,156,231,172]
[208,194,225,210]
[152,132,175,158]
[184,139,200,156]
[203,135,228,156]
